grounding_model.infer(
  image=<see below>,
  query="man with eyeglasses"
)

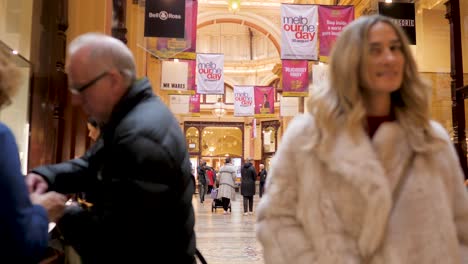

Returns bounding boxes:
[25,33,197,263]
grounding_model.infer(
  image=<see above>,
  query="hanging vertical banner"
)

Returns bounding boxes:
[252,118,257,139]
[196,53,224,94]
[378,2,416,44]
[161,60,188,91]
[154,0,198,59]
[167,60,196,95]
[167,60,197,95]
[169,95,190,114]
[280,97,299,117]
[311,63,329,94]
[144,0,186,38]
[254,86,275,117]
[234,85,255,117]
[318,5,354,58]
[186,60,196,91]
[282,60,309,97]
[189,93,200,116]
[281,4,318,60]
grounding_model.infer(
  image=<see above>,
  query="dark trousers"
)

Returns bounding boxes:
[57,206,103,263]
[243,195,253,213]
[199,184,207,203]
[259,182,265,197]
[221,197,230,211]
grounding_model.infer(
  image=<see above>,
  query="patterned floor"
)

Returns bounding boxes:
[193,193,264,264]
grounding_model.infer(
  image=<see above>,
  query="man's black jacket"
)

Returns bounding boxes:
[33,78,196,263]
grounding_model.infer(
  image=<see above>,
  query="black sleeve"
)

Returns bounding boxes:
[31,138,103,193]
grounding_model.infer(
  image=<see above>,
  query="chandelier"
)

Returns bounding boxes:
[212,98,227,118]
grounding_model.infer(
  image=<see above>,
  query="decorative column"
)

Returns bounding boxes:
[445,0,467,178]
[29,0,69,168]
[112,0,127,44]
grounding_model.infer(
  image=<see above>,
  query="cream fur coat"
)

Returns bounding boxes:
[256,114,468,264]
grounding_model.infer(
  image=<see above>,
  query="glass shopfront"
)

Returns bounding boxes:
[0,0,33,174]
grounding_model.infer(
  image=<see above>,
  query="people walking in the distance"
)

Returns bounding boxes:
[258,164,267,198]
[241,157,256,216]
[198,159,208,204]
[216,157,237,215]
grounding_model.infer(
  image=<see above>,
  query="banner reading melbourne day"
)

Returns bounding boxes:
[144,0,186,38]
[161,60,188,91]
[196,53,224,95]
[378,2,416,44]
[281,4,318,60]
[318,5,354,57]
[254,86,275,118]
[234,85,254,117]
[282,60,309,97]
[154,0,198,59]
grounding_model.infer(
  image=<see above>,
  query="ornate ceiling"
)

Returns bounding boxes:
[195,0,448,86]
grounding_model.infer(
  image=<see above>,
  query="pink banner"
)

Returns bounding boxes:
[189,93,200,116]
[186,60,196,92]
[252,118,256,138]
[254,86,274,117]
[282,60,309,97]
[154,0,198,59]
[318,6,354,57]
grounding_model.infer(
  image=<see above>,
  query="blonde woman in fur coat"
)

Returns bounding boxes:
[256,15,468,264]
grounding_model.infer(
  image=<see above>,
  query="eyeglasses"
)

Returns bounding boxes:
[69,71,109,95]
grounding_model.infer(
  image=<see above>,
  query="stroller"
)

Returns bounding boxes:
[210,188,231,212]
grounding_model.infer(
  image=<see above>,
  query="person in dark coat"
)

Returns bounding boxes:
[241,157,257,215]
[25,33,196,263]
[0,50,66,263]
[197,160,207,204]
[258,164,267,198]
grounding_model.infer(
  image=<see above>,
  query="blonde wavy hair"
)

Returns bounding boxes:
[0,50,20,109]
[307,15,436,151]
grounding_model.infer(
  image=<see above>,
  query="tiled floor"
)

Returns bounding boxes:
[193,193,264,264]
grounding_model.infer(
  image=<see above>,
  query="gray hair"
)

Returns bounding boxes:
[68,33,136,86]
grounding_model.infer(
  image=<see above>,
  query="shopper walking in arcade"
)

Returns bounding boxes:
[257,15,468,264]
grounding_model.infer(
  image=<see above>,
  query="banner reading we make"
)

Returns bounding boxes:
[281,4,318,60]
[196,53,224,94]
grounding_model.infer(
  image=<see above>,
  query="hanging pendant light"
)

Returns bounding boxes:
[212,97,227,118]
[227,0,241,13]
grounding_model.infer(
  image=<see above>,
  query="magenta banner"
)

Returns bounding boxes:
[254,86,275,117]
[189,93,200,116]
[318,5,354,57]
[154,0,198,59]
[186,60,196,92]
[282,60,309,97]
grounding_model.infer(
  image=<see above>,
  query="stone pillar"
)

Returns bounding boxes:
[445,0,467,178]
